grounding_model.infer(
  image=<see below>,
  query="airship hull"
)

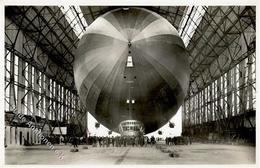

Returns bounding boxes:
[74,7,190,134]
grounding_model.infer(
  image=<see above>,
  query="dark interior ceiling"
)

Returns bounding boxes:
[5,6,255,98]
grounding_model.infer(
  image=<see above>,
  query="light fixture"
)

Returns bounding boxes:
[126,99,130,104]
[132,100,135,104]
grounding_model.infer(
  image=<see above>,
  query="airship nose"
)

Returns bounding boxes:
[74,7,190,134]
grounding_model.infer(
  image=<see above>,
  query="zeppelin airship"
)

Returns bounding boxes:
[74,7,190,135]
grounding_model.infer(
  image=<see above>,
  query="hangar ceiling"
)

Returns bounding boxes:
[5,6,256,99]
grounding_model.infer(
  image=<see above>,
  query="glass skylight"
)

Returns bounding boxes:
[59,6,88,39]
[178,6,207,47]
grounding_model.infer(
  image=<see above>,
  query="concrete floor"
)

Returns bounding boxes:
[5,143,255,164]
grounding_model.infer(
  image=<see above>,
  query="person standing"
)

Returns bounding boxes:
[106,136,109,147]
[147,137,150,146]
[135,136,139,147]
[98,137,102,147]
[115,136,118,147]
[119,137,122,147]
[131,137,135,147]
[144,136,148,147]
[111,136,115,147]
[151,136,155,146]
[102,136,105,147]
[72,136,78,148]
[123,137,127,147]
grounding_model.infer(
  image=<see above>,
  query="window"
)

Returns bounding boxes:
[126,56,133,67]
[14,55,18,82]
[23,94,28,115]
[5,50,11,79]
[32,66,35,89]
[5,84,10,111]
[24,62,29,87]
[179,6,207,47]
[59,6,88,39]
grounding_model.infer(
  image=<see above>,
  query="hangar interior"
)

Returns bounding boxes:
[4,6,255,147]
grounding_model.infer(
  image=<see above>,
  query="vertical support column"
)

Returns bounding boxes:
[49,80,53,121]
[209,84,213,122]
[32,127,35,144]
[200,91,202,124]
[205,87,208,123]
[53,82,57,121]
[64,89,66,123]
[239,60,246,113]
[217,78,221,120]
[205,87,208,122]
[234,65,238,115]
[17,58,24,114]
[17,127,20,145]
[195,95,198,125]
[59,86,62,122]
[199,94,201,125]
[27,64,32,115]
[221,75,226,118]
[64,89,68,122]
[34,69,39,116]
[10,126,13,145]
[247,54,253,110]
[15,127,18,145]
[187,99,190,128]
[45,78,50,120]
[215,80,218,121]
[205,87,209,122]
[52,85,55,121]
[21,62,27,114]
[6,126,11,146]
[28,127,32,144]
[56,83,59,121]
[227,70,232,117]
[192,97,195,125]
[68,91,72,122]
[9,51,16,111]
[188,98,191,134]
[22,127,26,145]
[41,73,45,118]
[202,89,205,123]
[11,126,16,145]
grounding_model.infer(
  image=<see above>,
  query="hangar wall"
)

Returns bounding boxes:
[4,17,87,146]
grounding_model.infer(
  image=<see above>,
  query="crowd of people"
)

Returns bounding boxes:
[28,134,191,147]
[43,135,158,148]
[165,136,192,145]
[45,135,194,148]
[165,137,176,145]
[87,135,156,147]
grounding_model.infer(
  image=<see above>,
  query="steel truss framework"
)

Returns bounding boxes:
[187,6,255,94]
[182,6,256,141]
[5,6,80,90]
[5,15,87,137]
[4,6,256,140]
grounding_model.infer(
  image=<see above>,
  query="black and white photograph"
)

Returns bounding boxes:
[0,1,257,167]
